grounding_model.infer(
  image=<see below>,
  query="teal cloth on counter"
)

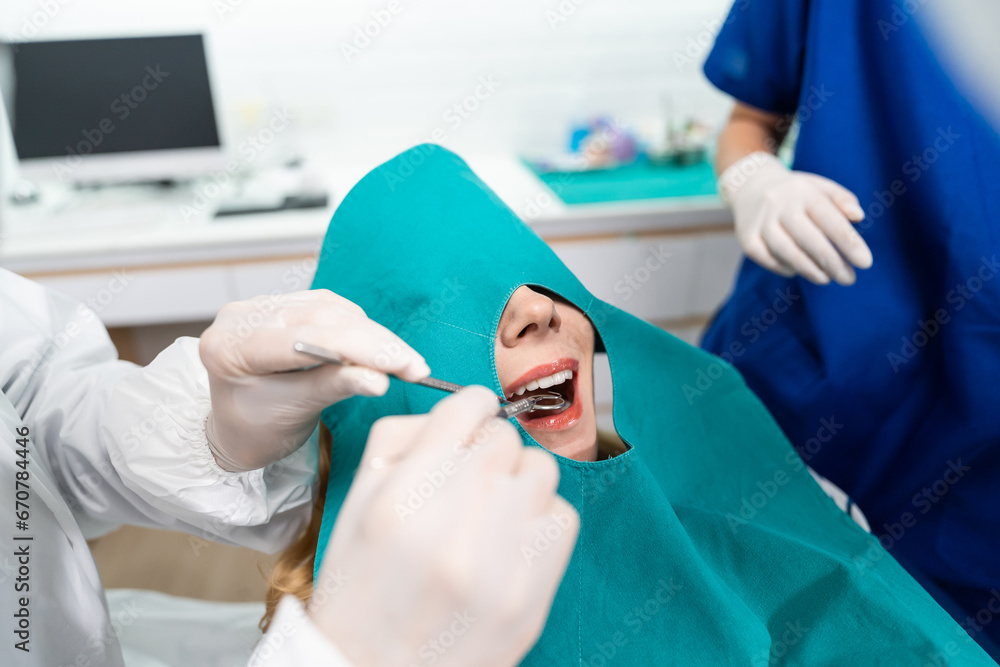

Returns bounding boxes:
[523,156,719,205]
[311,145,992,665]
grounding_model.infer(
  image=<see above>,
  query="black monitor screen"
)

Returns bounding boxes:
[7,34,220,159]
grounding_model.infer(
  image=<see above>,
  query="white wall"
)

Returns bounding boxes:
[0,0,736,160]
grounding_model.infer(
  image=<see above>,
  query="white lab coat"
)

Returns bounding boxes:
[0,268,351,666]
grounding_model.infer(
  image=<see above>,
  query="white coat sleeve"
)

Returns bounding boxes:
[0,268,316,551]
[249,596,354,667]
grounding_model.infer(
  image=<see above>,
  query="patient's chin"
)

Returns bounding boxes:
[531,430,599,462]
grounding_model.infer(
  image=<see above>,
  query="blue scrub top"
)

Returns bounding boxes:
[702,0,1000,652]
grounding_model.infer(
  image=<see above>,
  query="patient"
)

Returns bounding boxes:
[261,145,993,665]
[495,285,600,462]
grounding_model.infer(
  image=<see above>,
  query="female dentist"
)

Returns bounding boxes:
[0,267,577,666]
[701,0,1000,656]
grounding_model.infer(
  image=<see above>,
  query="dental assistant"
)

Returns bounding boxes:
[0,268,576,666]
[701,0,1000,656]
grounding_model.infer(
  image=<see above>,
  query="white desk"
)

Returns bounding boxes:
[0,153,741,333]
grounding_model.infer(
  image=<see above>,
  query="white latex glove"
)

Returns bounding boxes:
[719,151,874,285]
[309,386,580,667]
[199,289,430,472]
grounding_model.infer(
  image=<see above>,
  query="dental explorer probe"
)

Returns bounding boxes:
[291,341,568,419]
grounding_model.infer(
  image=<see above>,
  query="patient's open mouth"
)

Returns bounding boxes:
[504,359,581,430]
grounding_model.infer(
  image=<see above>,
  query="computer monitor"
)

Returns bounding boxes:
[0,34,224,184]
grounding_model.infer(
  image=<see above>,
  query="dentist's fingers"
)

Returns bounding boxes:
[296,317,430,382]
[511,498,580,638]
[215,321,429,381]
[359,414,431,471]
[250,288,368,318]
[342,414,432,529]
[509,447,562,515]
[413,386,505,456]
[780,209,856,285]
[762,223,831,285]
[353,389,525,542]
[296,363,391,402]
[394,388,522,490]
[742,234,797,277]
[806,173,866,222]
[461,418,526,479]
[806,196,874,271]
[354,388,507,489]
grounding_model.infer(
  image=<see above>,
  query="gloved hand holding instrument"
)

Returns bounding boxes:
[199,289,566,473]
[291,341,568,419]
[199,289,433,472]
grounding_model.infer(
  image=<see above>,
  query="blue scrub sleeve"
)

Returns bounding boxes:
[703,0,811,115]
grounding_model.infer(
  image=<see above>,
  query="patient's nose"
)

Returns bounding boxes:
[498,286,562,347]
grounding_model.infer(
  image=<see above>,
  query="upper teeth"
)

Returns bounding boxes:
[508,370,573,399]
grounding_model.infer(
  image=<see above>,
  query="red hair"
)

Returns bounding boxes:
[259,423,330,632]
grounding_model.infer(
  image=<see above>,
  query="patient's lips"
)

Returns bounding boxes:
[504,359,581,430]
